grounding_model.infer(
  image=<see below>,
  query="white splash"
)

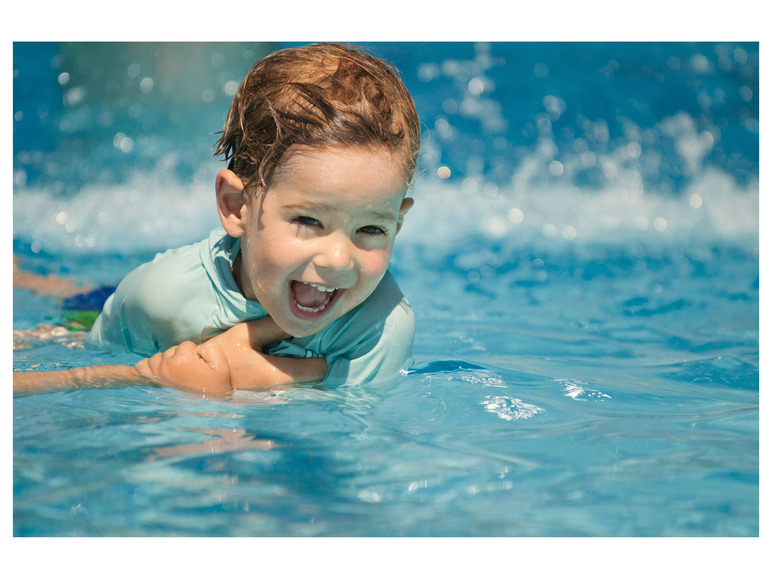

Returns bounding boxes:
[481,394,544,421]
[555,378,611,401]
[13,170,220,255]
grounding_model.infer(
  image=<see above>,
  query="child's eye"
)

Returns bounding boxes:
[359,225,386,236]
[293,216,321,228]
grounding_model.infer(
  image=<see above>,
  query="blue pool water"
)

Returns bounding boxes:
[12,42,759,537]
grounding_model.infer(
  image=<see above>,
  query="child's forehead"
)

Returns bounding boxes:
[280,144,401,169]
[259,145,409,206]
[272,145,408,184]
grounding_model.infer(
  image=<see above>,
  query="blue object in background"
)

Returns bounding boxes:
[61,286,116,311]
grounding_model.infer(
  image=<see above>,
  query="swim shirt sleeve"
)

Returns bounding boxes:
[87,230,266,357]
[87,244,213,356]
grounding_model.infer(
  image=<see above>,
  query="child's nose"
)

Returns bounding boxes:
[314,237,355,273]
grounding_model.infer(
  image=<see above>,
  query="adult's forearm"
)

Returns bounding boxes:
[13,365,150,394]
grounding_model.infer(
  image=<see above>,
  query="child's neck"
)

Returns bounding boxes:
[231,253,246,297]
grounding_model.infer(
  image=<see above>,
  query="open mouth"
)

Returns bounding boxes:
[290,281,344,317]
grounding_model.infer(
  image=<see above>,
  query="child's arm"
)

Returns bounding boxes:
[200,316,328,390]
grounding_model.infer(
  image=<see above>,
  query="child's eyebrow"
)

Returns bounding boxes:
[282,203,399,222]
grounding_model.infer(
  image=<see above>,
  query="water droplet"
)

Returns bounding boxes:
[140,77,154,93]
[468,77,485,95]
[201,88,216,103]
[508,208,524,224]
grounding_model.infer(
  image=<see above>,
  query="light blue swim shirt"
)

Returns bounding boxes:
[87,229,415,387]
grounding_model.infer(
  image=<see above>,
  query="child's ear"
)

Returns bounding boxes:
[396,197,414,234]
[215,169,248,237]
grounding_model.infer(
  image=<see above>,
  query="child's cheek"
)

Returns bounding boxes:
[361,253,391,284]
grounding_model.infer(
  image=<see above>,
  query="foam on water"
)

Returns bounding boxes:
[13,168,220,254]
[404,157,758,252]
[11,113,758,258]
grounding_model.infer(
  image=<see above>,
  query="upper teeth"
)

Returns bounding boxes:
[308,283,336,292]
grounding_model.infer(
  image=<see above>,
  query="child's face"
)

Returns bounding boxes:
[226,146,412,338]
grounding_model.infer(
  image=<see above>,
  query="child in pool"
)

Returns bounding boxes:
[13,43,420,397]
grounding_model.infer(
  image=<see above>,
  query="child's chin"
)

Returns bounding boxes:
[284,308,344,338]
[288,316,333,336]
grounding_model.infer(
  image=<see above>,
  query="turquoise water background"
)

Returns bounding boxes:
[13,42,759,539]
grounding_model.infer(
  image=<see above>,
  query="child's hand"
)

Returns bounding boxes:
[135,340,234,397]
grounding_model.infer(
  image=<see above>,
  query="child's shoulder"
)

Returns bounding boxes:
[365,269,411,315]
[131,229,230,286]
[112,233,218,314]
[313,270,415,385]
